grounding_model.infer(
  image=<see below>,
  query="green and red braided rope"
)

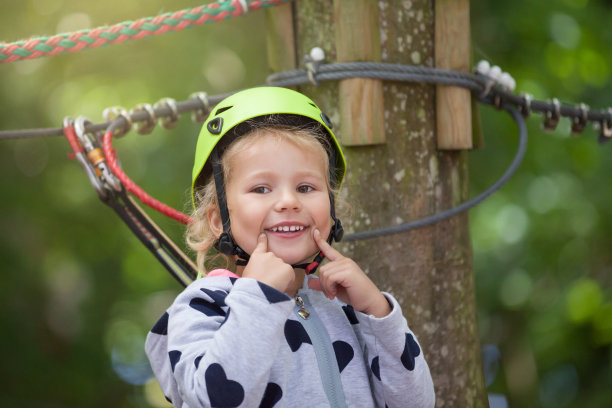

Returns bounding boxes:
[0,0,290,63]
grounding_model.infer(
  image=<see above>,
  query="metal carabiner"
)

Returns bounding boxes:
[74,116,122,192]
[64,117,107,198]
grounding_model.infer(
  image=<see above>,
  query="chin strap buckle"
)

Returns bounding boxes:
[305,261,320,275]
[305,252,326,275]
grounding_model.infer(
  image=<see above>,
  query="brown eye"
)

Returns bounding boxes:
[297,185,314,193]
[252,186,270,194]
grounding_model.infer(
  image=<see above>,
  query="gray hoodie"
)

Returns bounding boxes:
[145,272,435,407]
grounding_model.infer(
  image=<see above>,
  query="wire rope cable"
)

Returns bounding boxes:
[2,63,607,244]
[0,93,230,140]
[1,63,611,140]
[343,103,527,242]
[267,62,488,92]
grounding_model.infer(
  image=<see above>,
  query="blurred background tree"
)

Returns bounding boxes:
[0,1,610,407]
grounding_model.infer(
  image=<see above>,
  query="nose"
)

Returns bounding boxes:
[274,188,302,212]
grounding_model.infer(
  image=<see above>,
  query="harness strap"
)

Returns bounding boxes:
[104,188,198,287]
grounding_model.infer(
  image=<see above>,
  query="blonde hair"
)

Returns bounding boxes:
[186,123,338,275]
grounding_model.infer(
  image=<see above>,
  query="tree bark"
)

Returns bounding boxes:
[267,1,488,406]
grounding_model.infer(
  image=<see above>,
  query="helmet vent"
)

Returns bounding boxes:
[309,103,317,108]
[215,106,233,115]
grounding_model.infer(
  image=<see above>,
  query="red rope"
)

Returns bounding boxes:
[102,129,193,225]
[62,122,83,155]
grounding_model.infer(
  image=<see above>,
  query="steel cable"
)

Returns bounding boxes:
[1,63,606,243]
[343,103,527,241]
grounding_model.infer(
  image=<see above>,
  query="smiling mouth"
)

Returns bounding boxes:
[269,225,306,232]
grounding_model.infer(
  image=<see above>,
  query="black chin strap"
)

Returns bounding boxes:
[211,151,251,264]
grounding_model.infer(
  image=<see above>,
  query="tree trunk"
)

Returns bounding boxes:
[267,1,488,406]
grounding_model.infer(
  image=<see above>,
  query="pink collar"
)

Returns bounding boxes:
[206,269,240,279]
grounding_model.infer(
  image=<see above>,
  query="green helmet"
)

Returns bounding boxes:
[191,86,346,206]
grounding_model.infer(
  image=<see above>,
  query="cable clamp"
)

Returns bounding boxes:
[519,93,533,118]
[479,78,496,99]
[541,98,561,132]
[493,91,504,110]
[499,72,516,92]
[475,60,491,76]
[190,92,210,123]
[129,103,157,134]
[598,108,612,144]
[102,106,132,137]
[154,98,180,129]
[570,103,589,136]
[475,61,515,98]
[476,62,500,98]
[304,47,325,86]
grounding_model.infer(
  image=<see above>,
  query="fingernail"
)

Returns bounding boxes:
[259,233,266,238]
[314,228,320,235]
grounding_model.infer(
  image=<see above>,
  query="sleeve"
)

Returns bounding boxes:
[165,277,294,408]
[355,293,435,408]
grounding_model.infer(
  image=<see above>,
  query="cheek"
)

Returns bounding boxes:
[228,206,262,249]
[314,201,333,234]
[323,216,333,235]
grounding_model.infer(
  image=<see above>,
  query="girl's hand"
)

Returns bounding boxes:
[242,233,295,294]
[308,229,391,318]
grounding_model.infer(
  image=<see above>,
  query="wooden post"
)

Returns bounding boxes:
[267,1,488,406]
[265,3,297,74]
[334,0,385,146]
[435,0,473,150]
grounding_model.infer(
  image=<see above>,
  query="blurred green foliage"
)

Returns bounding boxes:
[0,0,610,407]
[471,1,612,407]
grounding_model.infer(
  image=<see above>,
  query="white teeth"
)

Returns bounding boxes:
[270,225,304,232]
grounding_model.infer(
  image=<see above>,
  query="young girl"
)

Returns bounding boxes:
[145,87,435,407]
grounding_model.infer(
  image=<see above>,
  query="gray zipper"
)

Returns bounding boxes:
[294,293,348,408]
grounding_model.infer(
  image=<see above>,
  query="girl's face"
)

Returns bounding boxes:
[219,133,332,265]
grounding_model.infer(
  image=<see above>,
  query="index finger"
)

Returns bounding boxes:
[313,228,342,261]
[253,233,268,254]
